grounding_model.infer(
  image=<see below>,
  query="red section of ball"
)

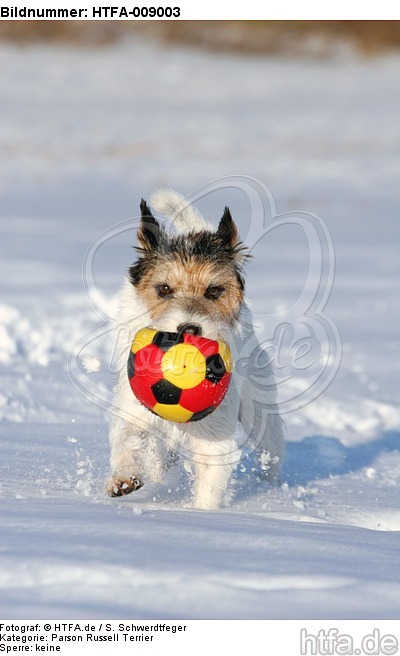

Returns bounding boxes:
[180,372,231,412]
[130,375,157,410]
[134,343,164,384]
[128,343,164,410]
[183,333,218,358]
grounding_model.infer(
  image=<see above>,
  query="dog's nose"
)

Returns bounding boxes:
[177,323,202,336]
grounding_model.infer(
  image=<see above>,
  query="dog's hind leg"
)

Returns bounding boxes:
[240,381,285,484]
[257,412,285,484]
[189,436,239,510]
[236,306,285,483]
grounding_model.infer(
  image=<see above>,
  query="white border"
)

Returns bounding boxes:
[0,620,399,656]
[1,0,400,20]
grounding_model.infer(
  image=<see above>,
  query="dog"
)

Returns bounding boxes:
[105,190,284,509]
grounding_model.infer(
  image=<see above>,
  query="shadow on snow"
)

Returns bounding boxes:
[281,430,400,486]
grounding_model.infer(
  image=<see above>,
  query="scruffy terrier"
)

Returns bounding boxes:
[105,190,284,509]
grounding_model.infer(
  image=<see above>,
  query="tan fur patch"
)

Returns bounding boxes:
[135,255,243,324]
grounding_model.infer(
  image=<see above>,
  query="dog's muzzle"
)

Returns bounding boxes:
[177,322,202,336]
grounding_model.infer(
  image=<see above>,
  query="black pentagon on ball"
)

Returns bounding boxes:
[152,330,184,352]
[151,378,182,404]
[205,354,226,384]
[127,351,135,379]
[190,406,216,422]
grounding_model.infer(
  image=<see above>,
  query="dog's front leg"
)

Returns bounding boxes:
[105,416,147,498]
[190,436,238,510]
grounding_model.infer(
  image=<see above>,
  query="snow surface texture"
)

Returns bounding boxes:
[0,40,399,619]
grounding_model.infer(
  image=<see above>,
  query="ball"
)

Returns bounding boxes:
[127,327,233,423]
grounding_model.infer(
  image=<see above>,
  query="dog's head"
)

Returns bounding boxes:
[128,199,249,339]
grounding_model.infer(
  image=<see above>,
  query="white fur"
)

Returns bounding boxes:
[106,192,284,510]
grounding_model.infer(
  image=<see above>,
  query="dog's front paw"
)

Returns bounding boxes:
[106,475,144,498]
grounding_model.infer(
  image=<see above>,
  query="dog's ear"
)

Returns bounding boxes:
[137,199,163,251]
[216,207,249,267]
[216,207,239,249]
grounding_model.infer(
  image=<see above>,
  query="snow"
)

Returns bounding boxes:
[0,39,399,619]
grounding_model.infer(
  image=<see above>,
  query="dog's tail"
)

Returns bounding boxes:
[150,189,212,233]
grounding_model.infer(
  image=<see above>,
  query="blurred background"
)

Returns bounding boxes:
[1,20,400,54]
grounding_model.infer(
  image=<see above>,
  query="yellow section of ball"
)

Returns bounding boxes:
[152,403,194,423]
[161,344,206,390]
[131,327,158,354]
[218,340,233,373]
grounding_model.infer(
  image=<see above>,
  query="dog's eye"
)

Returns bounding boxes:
[156,284,173,298]
[204,286,224,300]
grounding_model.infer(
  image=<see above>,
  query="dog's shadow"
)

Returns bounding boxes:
[234,430,400,500]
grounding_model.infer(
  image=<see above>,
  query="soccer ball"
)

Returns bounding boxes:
[127,327,233,423]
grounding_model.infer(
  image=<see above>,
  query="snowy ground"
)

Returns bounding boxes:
[0,39,399,619]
